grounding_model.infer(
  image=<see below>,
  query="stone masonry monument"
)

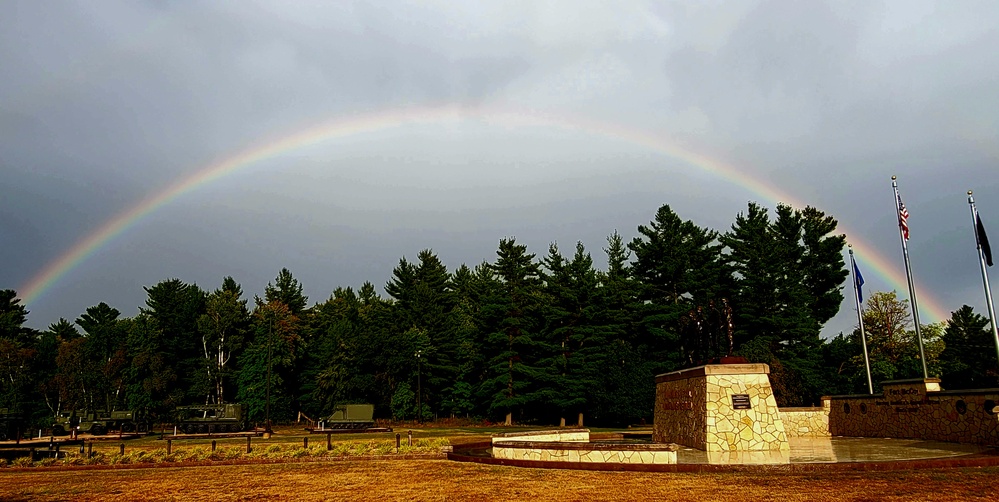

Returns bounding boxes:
[653,363,789,453]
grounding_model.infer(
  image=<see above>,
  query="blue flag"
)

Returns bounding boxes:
[853,260,865,303]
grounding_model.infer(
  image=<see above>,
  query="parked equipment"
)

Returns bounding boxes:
[174,403,247,434]
[52,409,151,436]
[321,404,375,430]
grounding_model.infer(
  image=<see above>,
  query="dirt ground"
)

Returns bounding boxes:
[1,459,998,501]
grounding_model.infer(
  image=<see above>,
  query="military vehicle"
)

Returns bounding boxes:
[51,409,151,436]
[321,404,375,430]
[174,403,247,434]
[0,409,23,441]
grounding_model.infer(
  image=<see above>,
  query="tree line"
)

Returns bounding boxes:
[2,202,997,429]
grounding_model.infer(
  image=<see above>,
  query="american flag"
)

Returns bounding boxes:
[898,196,909,240]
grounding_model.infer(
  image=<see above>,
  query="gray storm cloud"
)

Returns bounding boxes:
[2,0,998,335]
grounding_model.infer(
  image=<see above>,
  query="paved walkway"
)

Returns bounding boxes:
[677,436,991,465]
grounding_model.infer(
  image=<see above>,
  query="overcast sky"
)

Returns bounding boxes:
[3,0,999,337]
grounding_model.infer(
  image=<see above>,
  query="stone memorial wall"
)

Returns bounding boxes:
[779,405,831,437]
[827,378,999,446]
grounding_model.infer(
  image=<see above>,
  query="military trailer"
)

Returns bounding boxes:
[321,404,375,430]
[0,409,24,441]
[175,403,247,434]
[52,409,151,436]
[105,409,151,433]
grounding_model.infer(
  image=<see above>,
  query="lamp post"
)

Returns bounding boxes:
[415,350,422,424]
[265,317,273,433]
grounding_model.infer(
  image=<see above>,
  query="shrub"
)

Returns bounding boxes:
[211,446,243,461]
[109,454,131,465]
[63,454,86,466]
[85,453,108,465]
[12,457,34,468]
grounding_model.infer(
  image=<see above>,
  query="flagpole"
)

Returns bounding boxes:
[892,176,928,378]
[968,190,999,367]
[850,245,874,394]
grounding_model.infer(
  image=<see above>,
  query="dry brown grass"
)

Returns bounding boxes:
[1,459,997,501]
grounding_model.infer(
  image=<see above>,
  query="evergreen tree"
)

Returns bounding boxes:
[0,290,33,344]
[721,202,776,348]
[122,313,177,416]
[629,204,724,372]
[0,290,36,415]
[541,241,605,426]
[142,279,207,403]
[76,303,127,411]
[264,268,308,316]
[821,332,867,396]
[47,319,80,341]
[722,203,847,405]
[480,238,547,425]
[800,206,848,325]
[306,287,361,418]
[305,285,398,418]
[386,250,454,418]
[594,231,650,424]
[939,306,999,389]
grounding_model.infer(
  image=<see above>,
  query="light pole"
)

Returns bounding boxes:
[415,350,422,424]
[265,317,273,433]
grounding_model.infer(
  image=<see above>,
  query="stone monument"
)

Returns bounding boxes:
[654,302,789,456]
[653,363,789,453]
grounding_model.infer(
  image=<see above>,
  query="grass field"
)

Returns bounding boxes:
[2,426,997,501]
[2,459,998,501]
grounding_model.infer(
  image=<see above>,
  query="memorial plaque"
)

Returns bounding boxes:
[731,394,751,410]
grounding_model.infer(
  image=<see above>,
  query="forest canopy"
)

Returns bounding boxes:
[3,202,995,429]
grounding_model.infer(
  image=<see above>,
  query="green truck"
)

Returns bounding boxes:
[174,403,247,434]
[322,404,375,430]
[52,409,151,436]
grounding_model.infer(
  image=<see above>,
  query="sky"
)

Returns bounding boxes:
[3,0,999,336]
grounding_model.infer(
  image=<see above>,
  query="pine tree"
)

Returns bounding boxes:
[0,290,36,414]
[939,305,999,388]
[142,279,207,403]
[438,264,481,418]
[480,238,546,425]
[594,231,650,424]
[721,202,776,348]
[541,241,605,426]
[264,268,308,316]
[122,313,177,415]
[77,303,127,411]
[722,203,847,405]
[629,204,725,371]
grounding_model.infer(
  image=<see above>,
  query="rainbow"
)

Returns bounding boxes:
[17,104,951,322]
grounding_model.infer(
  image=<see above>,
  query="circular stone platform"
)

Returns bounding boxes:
[448,434,999,472]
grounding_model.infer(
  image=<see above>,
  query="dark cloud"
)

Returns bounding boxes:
[3,0,998,336]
